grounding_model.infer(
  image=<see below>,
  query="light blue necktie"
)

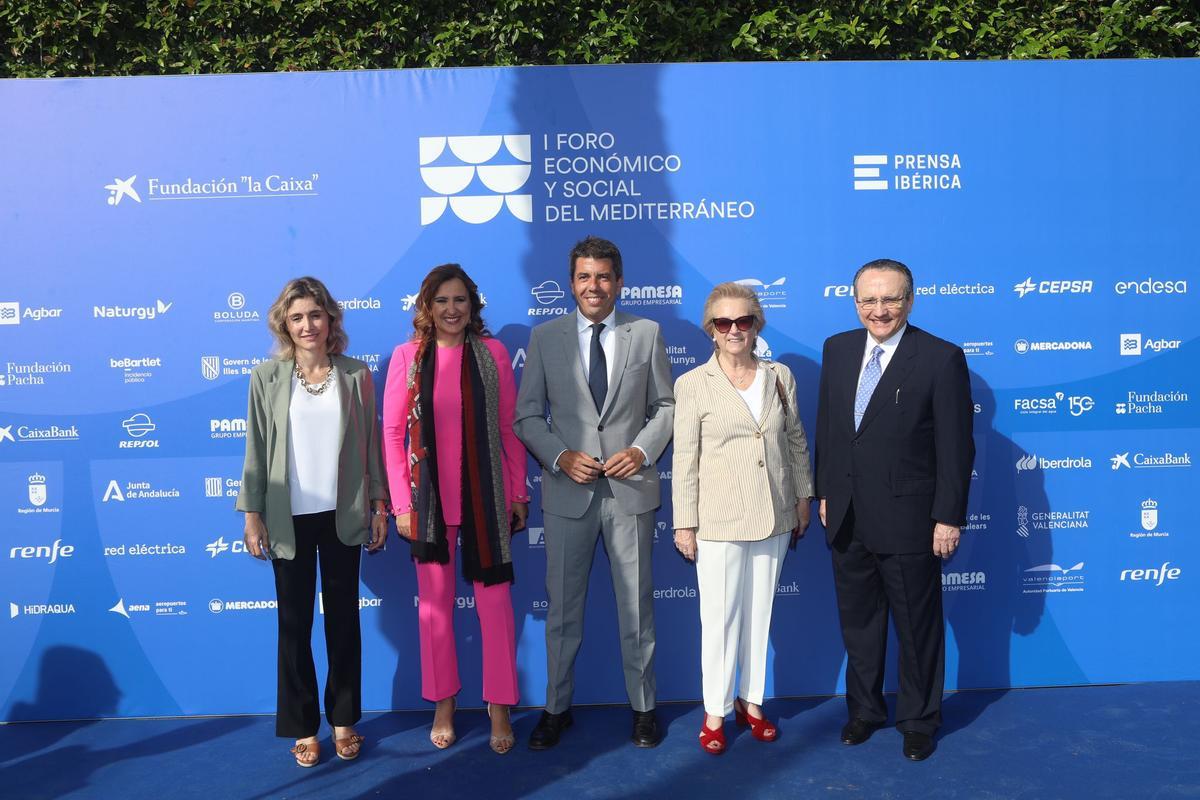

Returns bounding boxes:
[854,345,884,430]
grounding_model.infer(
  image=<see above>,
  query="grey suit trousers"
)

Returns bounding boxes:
[543,478,657,713]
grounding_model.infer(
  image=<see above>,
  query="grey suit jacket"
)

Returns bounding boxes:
[515,310,675,519]
[672,355,814,541]
[235,354,388,559]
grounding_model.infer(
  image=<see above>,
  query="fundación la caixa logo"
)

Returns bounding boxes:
[419,135,533,225]
[105,176,142,206]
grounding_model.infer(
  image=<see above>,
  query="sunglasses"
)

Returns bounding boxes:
[711,315,755,334]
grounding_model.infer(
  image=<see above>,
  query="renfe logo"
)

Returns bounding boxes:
[10,538,75,563]
[1119,561,1181,586]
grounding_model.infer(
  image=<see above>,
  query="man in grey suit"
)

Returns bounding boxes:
[516,235,675,749]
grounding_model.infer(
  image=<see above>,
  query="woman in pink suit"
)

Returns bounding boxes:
[383,264,529,754]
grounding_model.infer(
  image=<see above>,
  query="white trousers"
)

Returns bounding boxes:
[695,533,790,717]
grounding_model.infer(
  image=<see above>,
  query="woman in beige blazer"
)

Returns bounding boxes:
[236,276,389,767]
[673,282,814,755]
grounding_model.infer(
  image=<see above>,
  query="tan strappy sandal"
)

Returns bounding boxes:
[291,738,320,768]
[334,732,365,761]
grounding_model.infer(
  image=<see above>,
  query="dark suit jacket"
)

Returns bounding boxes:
[815,325,974,554]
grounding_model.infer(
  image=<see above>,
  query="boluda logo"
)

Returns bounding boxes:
[1119,561,1181,586]
[1013,278,1093,298]
[93,299,172,320]
[420,135,533,225]
[213,291,260,323]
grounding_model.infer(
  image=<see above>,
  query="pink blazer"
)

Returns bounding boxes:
[382,337,527,523]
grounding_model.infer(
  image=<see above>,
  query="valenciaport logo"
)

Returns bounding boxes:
[93,299,172,321]
[1015,453,1093,472]
[1012,278,1093,298]
[1119,561,1181,586]
[852,153,962,191]
[1110,450,1191,470]
[1114,277,1188,295]
[1012,391,1094,417]
[1119,333,1182,356]
[1,301,63,324]
[1023,562,1085,594]
[210,417,247,440]
[213,292,260,324]
[1115,389,1188,416]
[419,135,533,225]
[120,413,159,448]
[529,280,568,316]
[942,570,987,592]
[735,277,787,309]
[104,176,142,206]
[0,422,80,444]
[1013,338,1093,354]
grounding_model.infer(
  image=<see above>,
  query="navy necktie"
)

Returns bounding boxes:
[589,322,607,413]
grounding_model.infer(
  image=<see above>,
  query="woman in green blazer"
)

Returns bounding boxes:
[236,276,389,767]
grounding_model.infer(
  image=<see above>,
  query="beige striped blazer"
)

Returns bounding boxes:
[672,355,814,541]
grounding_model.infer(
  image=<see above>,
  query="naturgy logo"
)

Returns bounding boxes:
[419,135,532,225]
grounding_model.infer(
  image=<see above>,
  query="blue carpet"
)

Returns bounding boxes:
[1,683,1196,799]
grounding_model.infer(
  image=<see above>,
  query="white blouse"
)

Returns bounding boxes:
[736,365,766,422]
[286,374,341,515]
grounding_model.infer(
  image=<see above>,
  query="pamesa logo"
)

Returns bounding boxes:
[420,135,532,225]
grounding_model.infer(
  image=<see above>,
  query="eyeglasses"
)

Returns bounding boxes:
[855,296,907,311]
[711,315,755,334]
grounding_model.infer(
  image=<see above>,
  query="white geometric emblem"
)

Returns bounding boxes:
[201,356,220,381]
[28,473,46,507]
[419,135,532,225]
[1141,499,1158,531]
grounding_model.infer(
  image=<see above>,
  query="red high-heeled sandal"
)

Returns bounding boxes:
[734,698,778,742]
[699,716,727,755]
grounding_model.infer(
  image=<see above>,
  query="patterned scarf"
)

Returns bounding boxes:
[405,332,513,586]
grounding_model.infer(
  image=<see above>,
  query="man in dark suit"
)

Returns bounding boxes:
[815,258,974,762]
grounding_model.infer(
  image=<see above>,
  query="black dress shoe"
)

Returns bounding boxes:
[631,709,661,748]
[902,731,935,761]
[528,709,573,750]
[840,718,883,745]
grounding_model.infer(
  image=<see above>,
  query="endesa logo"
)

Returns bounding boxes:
[1114,278,1187,295]
[1012,278,1093,298]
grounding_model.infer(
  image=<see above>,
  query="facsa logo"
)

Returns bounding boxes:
[419,135,532,225]
[1013,278,1093,298]
[1012,392,1094,417]
[105,176,142,206]
[1119,561,1181,586]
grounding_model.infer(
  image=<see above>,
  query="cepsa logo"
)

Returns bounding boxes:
[1013,278,1093,299]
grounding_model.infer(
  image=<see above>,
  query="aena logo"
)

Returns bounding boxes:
[105,176,142,206]
[419,135,532,225]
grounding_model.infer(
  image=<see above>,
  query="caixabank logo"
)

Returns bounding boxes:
[419,135,532,225]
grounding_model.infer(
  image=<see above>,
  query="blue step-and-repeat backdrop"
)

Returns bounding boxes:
[2,60,1197,722]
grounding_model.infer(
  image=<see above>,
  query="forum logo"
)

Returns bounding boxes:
[419,135,532,225]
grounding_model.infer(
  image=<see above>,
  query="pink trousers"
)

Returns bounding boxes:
[414,526,519,705]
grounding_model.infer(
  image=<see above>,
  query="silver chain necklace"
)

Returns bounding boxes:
[295,356,335,396]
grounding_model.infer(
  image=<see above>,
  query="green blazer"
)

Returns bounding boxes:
[235,354,388,560]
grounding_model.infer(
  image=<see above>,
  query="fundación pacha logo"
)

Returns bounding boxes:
[104,176,141,206]
[419,135,532,225]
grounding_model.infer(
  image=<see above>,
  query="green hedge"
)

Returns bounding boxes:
[3,1,1199,78]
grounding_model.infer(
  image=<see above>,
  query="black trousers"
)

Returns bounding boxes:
[830,504,944,736]
[272,510,362,738]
